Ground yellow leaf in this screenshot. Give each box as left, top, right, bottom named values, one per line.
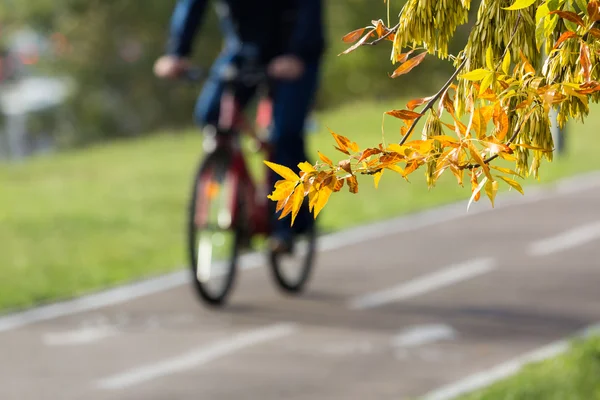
left=468, top=175, right=487, bottom=211
left=490, top=165, right=521, bottom=176
left=268, top=180, right=296, bottom=202
left=264, top=160, right=300, bottom=182
left=459, top=69, right=489, bottom=81
left=297, top=161, right=315, bottom=174
left=503, top=0, right=536, bottom=10
left=502, top=52, right=511, bottom=75
left=479, top=72, right=494, bottom=95
left=313, top=182, right=334, bottom=219
left=485, top=46, right=494, bottom=70
left=498, top=175, right=524, bottom=195
left=484, top=179, right=498, bottom=208
left=373, top=169, right=384, bottom=188
left=289, top=185, right=305, bottom=226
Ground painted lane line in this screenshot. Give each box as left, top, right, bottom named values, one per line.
left=422, top=322, right=600, bottom=400
left=528, top=220, right=600, bottom=257
left=348, top=258, right=496, bottom=310
left=1, top=171, right=600, bottom=333
left=392, top=324, right=457, bottom=348
left=43, top=325, right=118, bottom=346
left=95, top=323, right=296, bottom=390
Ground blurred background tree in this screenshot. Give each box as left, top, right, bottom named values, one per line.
left=0, top=0, right=477, bottom=148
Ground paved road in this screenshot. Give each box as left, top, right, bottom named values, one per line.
left=2, top=175, right=600, bottom=400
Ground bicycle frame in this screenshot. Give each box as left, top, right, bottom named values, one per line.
left=195, top=70, right=275, bottom=237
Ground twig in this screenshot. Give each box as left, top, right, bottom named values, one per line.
left=399, top=58, right=468, bottom=145
left=462, top=111, right=529, bottom=170
left=364, top=23, right=400, bottom=46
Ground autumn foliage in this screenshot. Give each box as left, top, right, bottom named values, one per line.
left=266, top=0, right=600, bottom=225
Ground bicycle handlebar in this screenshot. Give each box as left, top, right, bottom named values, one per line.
left=180, top=65, right=269, bottom=87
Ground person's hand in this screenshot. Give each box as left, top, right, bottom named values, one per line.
left=153, top=55, right=190, bottom=79
left=267, top=55, right=305, bottom=80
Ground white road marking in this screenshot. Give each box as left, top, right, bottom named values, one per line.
left=1, top=171, right=600, bottom=333
left=422, top=322, right=600, bottom=400
left=349, top=258, right=496, bottom=310
left=95, top=323, right=296, bottom=390
left=43, top=325, right=118, bottom=346
left=392, top=324, right=457, bottom=348
left=528, top=220, right=600, bottom=257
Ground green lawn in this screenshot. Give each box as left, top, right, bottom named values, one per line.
left=1, top=99, right=600, bottom=312
left=456, top=335, right=600, bottom=400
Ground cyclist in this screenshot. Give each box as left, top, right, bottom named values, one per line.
left=154, top=0, right=325, bottom=254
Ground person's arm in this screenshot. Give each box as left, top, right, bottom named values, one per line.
left=286, top=0, right=324, bottom=61
left=166, top=0, right=210, bottom=57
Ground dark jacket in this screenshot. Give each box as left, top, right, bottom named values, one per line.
left=166, top=0, right=325, bottom=63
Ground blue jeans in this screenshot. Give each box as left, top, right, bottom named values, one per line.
left=194, top=49, right=320, bottom=241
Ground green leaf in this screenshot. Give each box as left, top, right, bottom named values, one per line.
left=536, top=2, right=550, bottom=23
left=459, top=69, right=489, bottom=81
left=503, top=0, right=536, bottom=10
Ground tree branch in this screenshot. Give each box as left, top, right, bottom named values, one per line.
left=399, top=58, right=468, bottom=145
left=364, top=23, right=399, bottom=46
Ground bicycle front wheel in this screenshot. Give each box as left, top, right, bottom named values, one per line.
left=268, top=223, right=317, bottom=294
left=187, top=151, right=243, bottom=306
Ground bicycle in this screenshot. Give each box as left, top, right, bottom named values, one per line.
left=183, top=63, right=318, bottom=307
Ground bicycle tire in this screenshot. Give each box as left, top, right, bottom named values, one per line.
left=268, top=222, right=317, bottom=294
left=187, top=150, right=243, bottom=306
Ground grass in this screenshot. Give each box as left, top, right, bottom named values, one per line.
left=456, top=335, right=600, bottom=400
left=2, top=99, right=600, bottom=312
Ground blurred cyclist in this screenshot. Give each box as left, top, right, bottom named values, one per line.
left=154, top=0, right=325, bottom=253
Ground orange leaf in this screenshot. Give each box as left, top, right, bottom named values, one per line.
left=493, top=104, right=509, bottom=141
left=330, top=129, right=359, bottom=153
left=339, top=29, right=374, bottom=55
left=549, top=10, right=585, bottom=27
left=358, top=148, right=382, bottom=162
left=589, top=28, right=600, bottom=38
left=333, top=178, right=344, bottom=192
left=588, top=1, right=600, bottom=21
left=318, top=151, right=333, bottom=167
left=390, top=52, right=427, bottom=78
left=519, top=50, right=536, bottom=75
left=407, top=96, right=434, bottom=110
left=342, top=27, right=367, bottom=43
left=338, top=159, right=353, bottom=175
left=468, top=142, right=492, bottom=181
left=579, top=42, right=592, bottom=82
left=346, top=175, right=359, bottom=193
left=552, top=31, right=578, bottom=50
left=394, top=49, right=415, bottom=64
left=385, top=109, right=422, bottom=120
left=472, top=108, right=487, bottom=139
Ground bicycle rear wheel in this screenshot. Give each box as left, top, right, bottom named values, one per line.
left=187, top=150, right=243, bottom=306
left=268, top=223, right=317, bottom=294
